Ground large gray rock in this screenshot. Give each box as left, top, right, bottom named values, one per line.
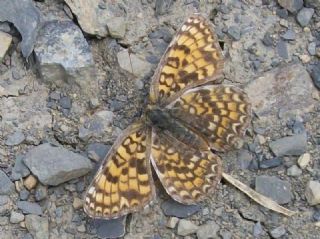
left=0, top=0, right=41, bottom=57
left=0, top=170, right=15, bottom=195
left=269, top=133, right=307, bottom=157
left=277, top=0, right=303, bottom=13
left=64, top=0, right=125, bottom=37
left=255, top=176, right=292, bottom=204
left=23, top=143, right=92, bottom=186
left=34, top=21, right=96, bottom=96
left=245, top=64, right=317, bottom=119
left=296, top=8, right=314, bottom=27
left=25, top=215, right=49, bottom=239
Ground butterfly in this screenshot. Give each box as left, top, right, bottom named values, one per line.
left=83, top=14, right=251, bottom=219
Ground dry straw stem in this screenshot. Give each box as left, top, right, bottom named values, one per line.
left=222, top=173, right=297, bottom=217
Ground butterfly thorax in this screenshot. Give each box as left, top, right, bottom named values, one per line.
left=145, top=106, right=209, bottom=151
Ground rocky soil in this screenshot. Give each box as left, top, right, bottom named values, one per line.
left=0, top=0, right=319, bottom=238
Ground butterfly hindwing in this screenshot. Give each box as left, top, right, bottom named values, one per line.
left=149, top=14, right=224, bottom=106
left=150, top=129, right=222, bottom=204
left=167, top=85, right=251, bottom=152
left=84, top=122, right=155, bottom=219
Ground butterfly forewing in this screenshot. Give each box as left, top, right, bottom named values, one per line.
left=167, top=85, right=251, bottom=152
left=150, top=129, right=222, bottom=204
left=84, top=122, right=155, bottom=219
left=150, top=14, right=224, bottom=106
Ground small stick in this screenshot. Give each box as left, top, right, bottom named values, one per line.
left=222, top=172, right=297, bottom=217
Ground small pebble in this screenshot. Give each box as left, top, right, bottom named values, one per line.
left=73, top=197, right=83, bottom=209
left=296, top=8, right=314, bottom=27
left=177, top=219, right=199, bottom=236
left=24, top=175, right=37, bottom=190
left=166, top=217, right=179, bottom=229
left=297, top=153, right=311, bottom=169
left=287, top=165, right=302, bottom=176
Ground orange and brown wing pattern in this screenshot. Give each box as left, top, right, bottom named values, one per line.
left=84, top=122, right=155, bottom=219
left=149, top=14, right=224, bottom=106
left=167, top=85, right=251, bottom=152
left=150, top=129, right=222, bottom=204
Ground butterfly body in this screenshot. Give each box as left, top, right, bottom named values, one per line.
left=146, top=107, right=209, bottom=151
left=84, top=14, right=251, bottom=220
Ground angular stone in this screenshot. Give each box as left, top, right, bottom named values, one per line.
left=177, top=219, right=199, bottom=236
left=10, top=211, right=24, bottom=224
left=34, top=184, right=47, bottom=201
left=297, top=153, right=311, bottom=169
left=0, top=31, right=12, bottom=61
left=196, top=221, right=220, bottom=239
left=11, top=154, right=30, bottom=180
left=24, top=175, right=38, bottom=190
left=277, top=0, right=303, bottom=13
left=106, top=17, right=126, bottom=39
left=25, top=215, right=49, bottom=239
left=65, top=0, right=125, bottom=37
left=94, top=216, right=126, bottom=239
left=305, top=181, right=320, bottom=205
left=296, top=8, right=314, bottom=27
left=246, top=64, right=317, bottom=119
left=0, top=170, right=15, bottom=195
left=255, top=176, right=292, bottom=204
left=270, top=225, right=286, bottom=238
left=34, top=20, right=96, bottom=96
left=161, top=198, right=201, bottom=218
left=17, top=201, right=42, bottom=215
left=269, top=134, right=307, bottom=157
left=0, top=0, right=41, bottom=57
left=311, top=64, right=320, bottom=90
left=23, top=143, right=92, bottom=186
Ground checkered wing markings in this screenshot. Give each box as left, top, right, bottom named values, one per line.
left=150, top=130, right=222, bottom=204
left=168, top=85, right=251, bottom=152
left=84, top=123, right=155, bottom=219
left=150, top=14, right=224, bottom=105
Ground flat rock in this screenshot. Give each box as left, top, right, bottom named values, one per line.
left=0, top=31, right=12, bottom=61
left=269, top=133, right=307, bottom=157
left=305, top=181, right=320, bottom=205
left=287, top=165, right=302, bottom=176
left=0, top=0, right=41, bottom=57
left=255, top=176, right=292, bottom=204
left=17, top=201, right=42, bottom=215
left=117, top=49, right=152, bottom=78
left=64, top=0, right=125, bottom=37
left=34, top=20, right=96, bottom=96
left=79, top=110, right=114, bottom=141
left=196, top=221, right=220, bottom=239
left=296, top=8, right=314, bottom=27
left=11, top=154, right=30, bottom=180
left=177, top=219, right=199, bottom=236
left=93, top=216, right=126, bottom=238
left=23, top=143, right=92, bottom=186
left=5, top=130, right=25, bottom=146
left=161, top=199, right=201, bottom=218
left=0, top=170, right=15, bottom=195
left=311, top=64, right=320, bottom=90
left=25, top=215, right=49, bottom=239
left=245, top=64, right=317, bottom=119
left=277, top=0, right=303, bottom=13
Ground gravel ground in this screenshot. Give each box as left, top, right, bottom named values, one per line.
left=0, top=0, right=319, bottom=238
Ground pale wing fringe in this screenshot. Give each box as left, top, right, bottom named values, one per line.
left=222, top=173, right=297, bottom=217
